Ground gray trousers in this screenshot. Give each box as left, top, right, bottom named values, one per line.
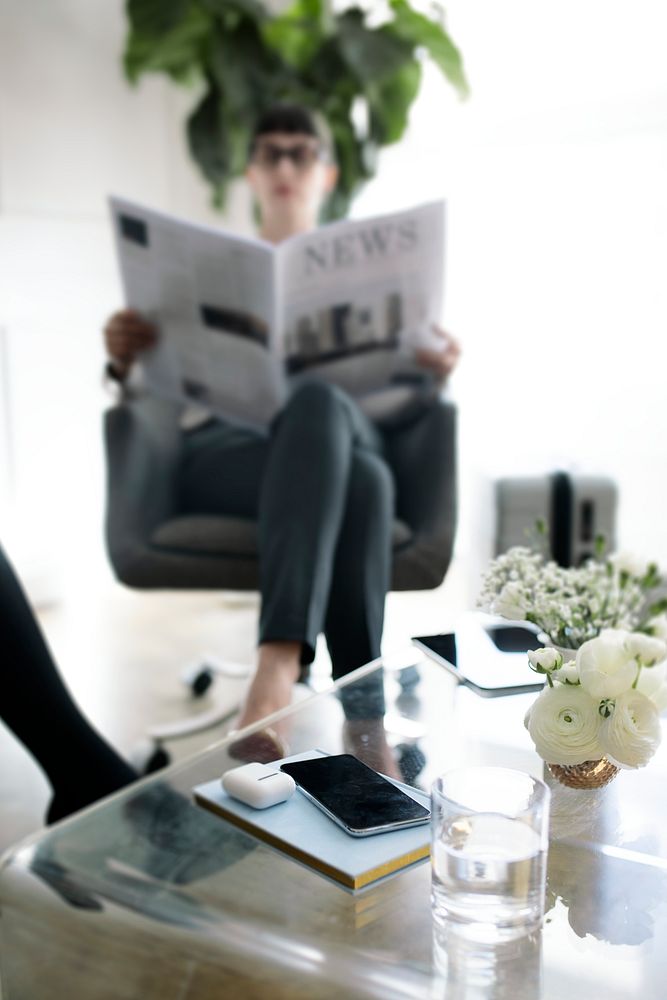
left=178, top=382, right=394, bottom=678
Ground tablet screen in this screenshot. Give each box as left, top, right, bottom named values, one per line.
left=412, top=619, right=546, bottom=695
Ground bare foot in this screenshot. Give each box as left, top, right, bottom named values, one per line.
left=228, top=727, right=287, bottom=765
left=235, top=641, right=301, bottom=731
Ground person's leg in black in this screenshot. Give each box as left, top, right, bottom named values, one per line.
left=322, top=446, right=396, bottom=774
left=179, top=417, right=289, bottom=739
left=323, top=448, right=394, bottom=679
left=0, top=545, right=137, bottom=824
left=243, top=381, right=384, bottom=726
left=179, top=386, right=387, bottom=732
left=258, top=382, right=376, bottom=656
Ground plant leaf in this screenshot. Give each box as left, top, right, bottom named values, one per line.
left=262, top=0, right=326, bottom=70
left=187, top=83, right=231, bottom=189
left=124, top=0, right=212, bottom=83
left=126, top=0, right=194, bottom=38
left=206, top=16, right=282, bottom=121
left=200, top=0, right=267, bottom=22
left=366, top=57, right=421, bottom=144
left=336, top=10, right=413, bottom=84
left=387, top=0, right=469, bottom=97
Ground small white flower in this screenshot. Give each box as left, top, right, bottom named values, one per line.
left=556, top=660, right=579, bottom=684
left=625, top=633, right=667, bottom=667
left=599, top=690, right=661, bottom=768
left=525, top=684, right=603, bottom=765
left=577, top=630, right=639, bottom=700
left=610, top=552, right=650, bottom=579
left=479, top=545, right=663, bottom=652
left=527, top=647, right=562, bottom=673
left=491, top=581, right=527, bottom=622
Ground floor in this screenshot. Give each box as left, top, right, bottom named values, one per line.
left=0, top=562, right=468, bottom=856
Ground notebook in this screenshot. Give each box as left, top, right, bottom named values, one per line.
left=193, top=749, right=431, bottom=890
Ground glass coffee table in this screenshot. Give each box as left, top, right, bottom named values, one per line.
left=2, top=647, right=667, bottom=999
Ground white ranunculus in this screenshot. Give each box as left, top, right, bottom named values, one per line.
left=636, top=662, right=667, bottom=712
left=525, top=685, right=603, bottom=765
left=577, top=630, right=639, bottom=700
left=625, top=633, right=667, bottom=667
left=527, top=647, right=562, bottom=672
left=599, top=690, right=662, bottom=768
left=491, top=582, right=527, bottom=622
left=556, top=660, right=579, bottom=684
left=648, top=683, right=667, bottom=713
left=647, top=614, right=667, bottom=641
left=610, top=551, right=650, bottom=579
left=636, top=660, right=667, bottom=698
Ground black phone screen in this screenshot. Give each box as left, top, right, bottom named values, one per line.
left=280, top=754, right=430, bottom=831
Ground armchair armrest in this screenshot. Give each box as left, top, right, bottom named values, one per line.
left=384, top=397, right=457, bottom=585
left=104, top=395, right=184, bottom=582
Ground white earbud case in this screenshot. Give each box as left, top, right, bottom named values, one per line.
left=221, top=762, right=296, bottom=809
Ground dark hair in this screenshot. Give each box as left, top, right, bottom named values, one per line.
left=249, top=104, right=334, bottom=162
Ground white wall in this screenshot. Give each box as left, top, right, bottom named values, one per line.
left=354, top=0, right=667, bottom=594
left=1, top=0, right=666, bottom=601
left=0, top=0, right=250, bottom=596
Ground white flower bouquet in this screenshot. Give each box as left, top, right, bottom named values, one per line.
left=479, top=545, right=667, bottom=773
left=478, top=546, right=667, bottom=649
left=525, top=630, right=667, bottom=768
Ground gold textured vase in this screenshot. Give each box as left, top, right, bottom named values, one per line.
left=547, top=758, right=620, bottom=789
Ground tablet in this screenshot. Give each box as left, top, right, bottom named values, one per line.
left=412, top=619, right=546, bottom=697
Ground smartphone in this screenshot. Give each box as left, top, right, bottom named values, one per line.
left=279, top=754, right=430, bottom=837
left=412, top=619, right=545, bottom=697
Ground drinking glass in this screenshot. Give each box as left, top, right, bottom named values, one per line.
left=431, top=766, right=550, bottom=943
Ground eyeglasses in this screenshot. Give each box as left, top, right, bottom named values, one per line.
left=251, top=142, right=323, bottom=171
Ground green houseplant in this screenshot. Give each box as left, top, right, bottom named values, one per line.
left=123, top=0, right=468, bottom=218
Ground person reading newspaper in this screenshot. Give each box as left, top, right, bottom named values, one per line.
left=103, top=105, right=460, bottom=756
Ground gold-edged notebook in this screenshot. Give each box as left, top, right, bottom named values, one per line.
left=193, top=750, right=431, bottom=890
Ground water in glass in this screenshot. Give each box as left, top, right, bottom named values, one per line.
left=432, top=812, right=546, bottom=942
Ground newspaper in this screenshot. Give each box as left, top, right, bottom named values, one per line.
left=110, top=196, right=446, bottom=427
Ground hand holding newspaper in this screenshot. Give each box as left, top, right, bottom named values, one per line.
left=110, top=197, right=446, bottom=427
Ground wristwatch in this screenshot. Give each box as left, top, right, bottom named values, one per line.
left=104, top=360, right=128, bottom=383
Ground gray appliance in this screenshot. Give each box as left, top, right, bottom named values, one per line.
left=495, top=472, right=617, bottom=566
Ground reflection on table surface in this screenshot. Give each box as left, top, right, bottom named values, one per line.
left=2, top=648, right=667, bottom=998
left=433, top=923, right=543, bottom=1000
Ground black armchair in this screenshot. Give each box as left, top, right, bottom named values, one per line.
left=105, top=393, right=457, bottom=592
